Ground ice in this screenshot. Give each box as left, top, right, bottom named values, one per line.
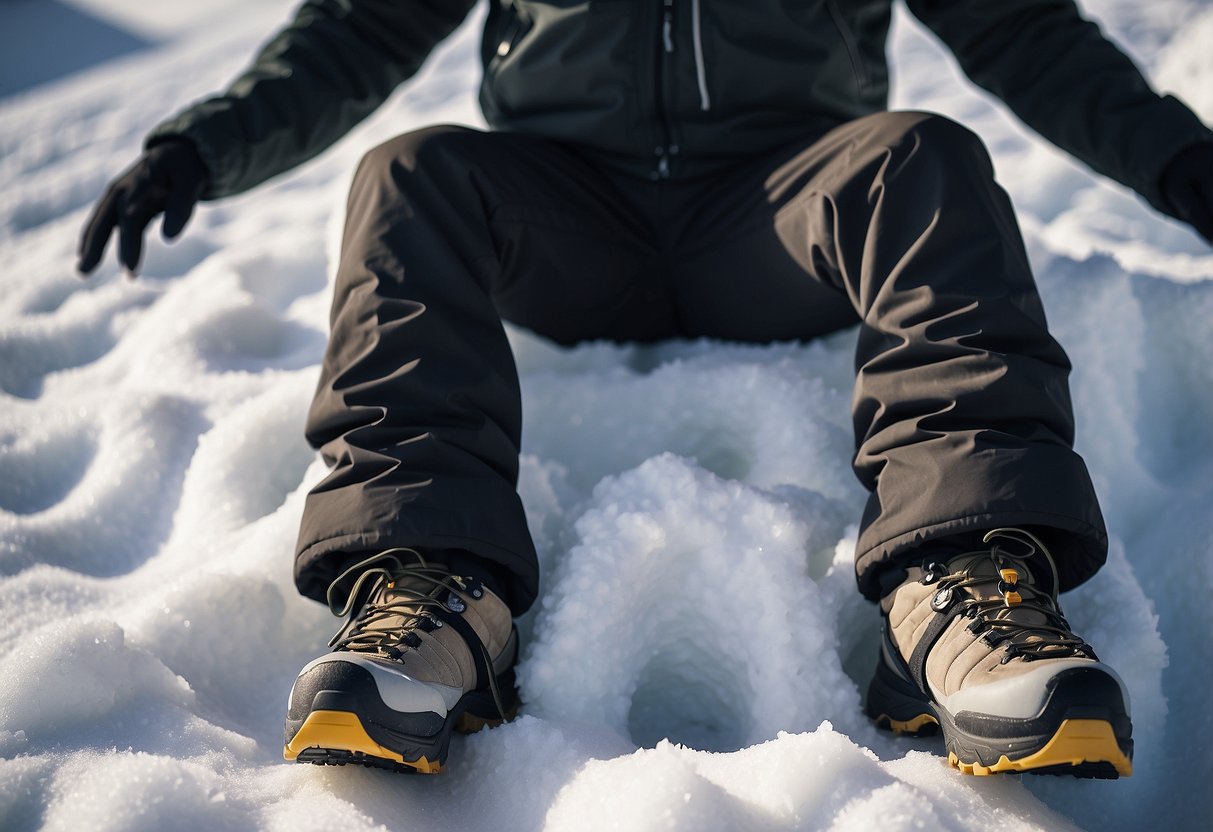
left=1, top=0, right=1210, bottom=829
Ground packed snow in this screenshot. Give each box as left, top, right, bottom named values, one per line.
left=2, top=1, right=1212, bottom=829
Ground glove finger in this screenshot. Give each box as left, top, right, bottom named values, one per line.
left=116, top=167, right=175, bottom=273
left=161, top=186, right=196, bottom=240
left=117, top=196, right=161, bottom=275
left=77, top=187, right=121, bottom=274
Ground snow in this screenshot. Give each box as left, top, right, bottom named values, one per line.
left=1, top=0, right=1211, bottom=830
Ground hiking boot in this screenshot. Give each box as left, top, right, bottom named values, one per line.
left=283, top=549, right=519, bottom=774
left=865, top=528, right=1133, bottom=778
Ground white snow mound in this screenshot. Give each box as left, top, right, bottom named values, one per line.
left=1, top=1, right=1210, bottom=830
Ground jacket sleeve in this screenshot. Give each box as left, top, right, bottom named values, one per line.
left=147, top=0, right=478, bottom=199
left=904, top=0, right=1213, bottom=215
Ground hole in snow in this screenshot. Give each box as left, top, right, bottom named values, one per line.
left=0, top=325, right=117, bottom=400
left=0, top=426, right=96, bottom=514
left=626, top=642, right=750, bottom=753
left=686, top=439, right=750, bottom=482
left=194, top=306, right=318, bottom=373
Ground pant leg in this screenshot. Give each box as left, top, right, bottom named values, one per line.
left=296, top=126, right=676, bottom=614
left=663, top=111, right=1107, bottom=600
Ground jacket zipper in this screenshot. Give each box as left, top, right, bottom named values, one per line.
left=653, top=0, right=677, bottom=179
left=691, top=0, right=710, bottom=111
left=825, top=0, right=870, bottom=94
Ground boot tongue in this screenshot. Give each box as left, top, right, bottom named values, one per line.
left=364, top=572, right=450, bottom=633
left=343, top=569, right=461, bottom=656
left=946, top=551, right=1030, bottom=590
left=946, top=552, right=1056, bottom=636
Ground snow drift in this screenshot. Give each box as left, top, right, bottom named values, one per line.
left=1, top=1, right=1211, bottom=829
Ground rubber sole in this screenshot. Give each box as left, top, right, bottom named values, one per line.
left=867, top=659, right=1133, bottom=779
left=946, top=719, right=1130, bottom=777
left=284, top=705, right=518, bottom=774
left=283, top=663, right=520, bottom=775
left=285, top=709, right=446, bottom=773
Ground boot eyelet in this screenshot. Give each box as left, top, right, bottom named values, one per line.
left=930, top=587, right=953, bottom=611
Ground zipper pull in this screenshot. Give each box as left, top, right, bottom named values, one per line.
left=651, top=147, right=671, bottom=180
left=663, top=0, right=674, bottom=53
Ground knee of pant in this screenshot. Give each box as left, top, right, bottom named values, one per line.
left=882, top=111, right=994, bottom=179
left=351, top=124, right=480, bottom=189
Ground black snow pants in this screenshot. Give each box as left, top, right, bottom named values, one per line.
left=295, top=111, right=1108, bottom=614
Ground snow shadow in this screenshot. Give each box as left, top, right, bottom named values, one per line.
left=0, top=0, right=156, bottom=99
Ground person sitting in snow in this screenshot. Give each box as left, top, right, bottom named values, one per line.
left=78, top=0, right=1213, bottom=778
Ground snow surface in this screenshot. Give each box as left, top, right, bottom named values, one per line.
left=2, top=1, right=1212, bottom=830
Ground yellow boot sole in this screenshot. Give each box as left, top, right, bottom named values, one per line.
left=284, top=709, right=444, bottom=774
left=948, top=718, right=1133, bottom=778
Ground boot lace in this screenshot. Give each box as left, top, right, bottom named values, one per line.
left=325, top=548, right=509, bottom=719
left=920, top=528, right=1096, bottom=663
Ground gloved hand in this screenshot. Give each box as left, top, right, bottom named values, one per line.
left=1160, top=141, right=1213, bottom=245
left=77, top=139, right=208, bottom=276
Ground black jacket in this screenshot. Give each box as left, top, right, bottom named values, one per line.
left=150, top=0, right=1212, bottom=213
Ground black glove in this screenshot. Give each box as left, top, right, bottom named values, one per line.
left=1159, top=141, right=1213, bottom=245
left=77, top=139, right=208, bottom=276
